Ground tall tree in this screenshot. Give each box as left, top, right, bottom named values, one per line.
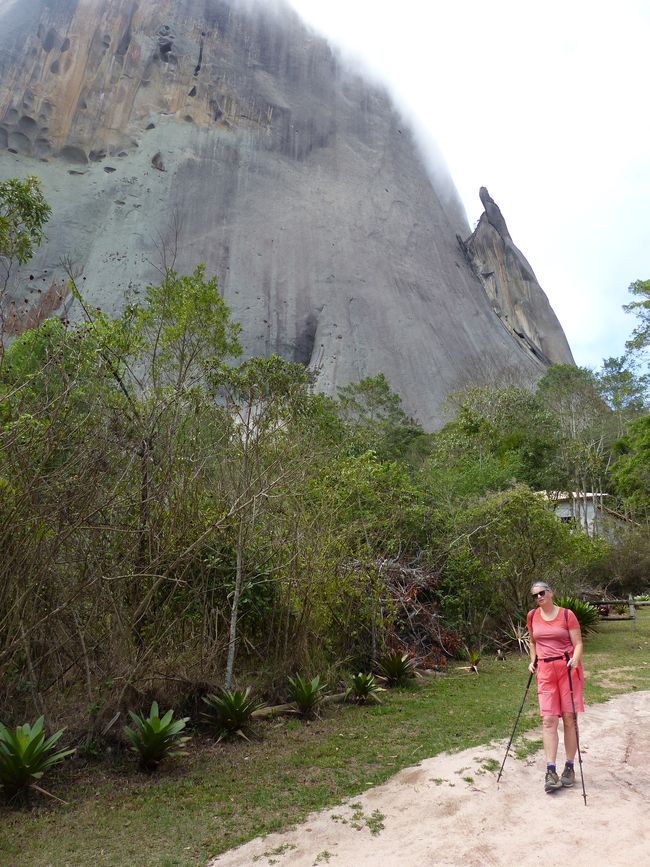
left=0, top=176, right=51, bottom=353
left=596, top=355, right=648, bottom=435
left=624, top=279, right=650, bottom=357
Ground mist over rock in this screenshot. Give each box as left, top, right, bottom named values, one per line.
left=0, top=0, right=573, bottom=427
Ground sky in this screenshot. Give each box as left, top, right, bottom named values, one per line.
left=288, top=0, right=650, bottom=370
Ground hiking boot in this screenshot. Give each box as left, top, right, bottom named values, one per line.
left=561, top=765, right=575, bottom=787
left=544, top=769, right=562, bottom=792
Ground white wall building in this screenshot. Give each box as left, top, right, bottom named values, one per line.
left=539, top=491, right=633, bottom=539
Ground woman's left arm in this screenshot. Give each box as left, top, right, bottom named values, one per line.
left=568, top=627, right=583, bottom=669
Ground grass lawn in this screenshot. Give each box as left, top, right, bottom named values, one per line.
left=2, top=612, right=649, bottom=867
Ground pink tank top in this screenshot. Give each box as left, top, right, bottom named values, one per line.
left=526, top=607, right=579, bottom=659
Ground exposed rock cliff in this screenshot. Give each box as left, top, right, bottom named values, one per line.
left=0, top=0, right=573, bottom=427
left=460, top=187, right=575, bottom=367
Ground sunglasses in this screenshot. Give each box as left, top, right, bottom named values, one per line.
left=531, top=590, right=547, bottom=599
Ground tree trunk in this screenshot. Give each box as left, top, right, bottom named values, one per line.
left=224, top=515, right=245, bottom=689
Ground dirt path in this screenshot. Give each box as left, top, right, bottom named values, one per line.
left=209, top=691, right=650, bottom=866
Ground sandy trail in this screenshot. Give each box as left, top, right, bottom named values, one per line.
left=209, top=691, right=650, bottom=867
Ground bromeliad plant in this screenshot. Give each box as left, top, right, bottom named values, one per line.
left=465, top=648, right=481, bottom=674
left=345, top=672, right=385, bottom=704
left=202, top=688, right=265, bottom=741
left=503, top=616, right=531, bottom=655
left=287, top=674, right=327, bottom=717
left=124, top=702, right=190, bottom=771
left=376, top=651, right=418, bottom=687
left=0, top=717, right=75, bottom=802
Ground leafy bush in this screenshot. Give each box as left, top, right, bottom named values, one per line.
left=287, top=674, right=327, bottom=717
left=0, top=717, right=75, bottom=801
left=345, top=673, right=385, bottom=704
left=124, top=702, right=190, bottom=771
left=555, top=596, right=600, bottom=635
left=202, top=688, right=265, bottom=741
left=376, top=651, right=418, bottom=687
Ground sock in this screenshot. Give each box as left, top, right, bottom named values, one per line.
left=547, top=763, right=556, bottom=773
left=565, top=760, right=574, bottom=769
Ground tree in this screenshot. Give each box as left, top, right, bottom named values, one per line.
left=210, top=355, right=312, bottom=687
left=336, top=373, right=425, bottom=462
left=439, top=486, right=606, bottom=642
left=611, top=415, right=650, bottom=519
left=624, top=279, right=650, bottom=356
left=424, top=384, right=563, bottom=503
left=0, top=176, right=51, bottom=350
left=595, top=355, right=648, bottom=435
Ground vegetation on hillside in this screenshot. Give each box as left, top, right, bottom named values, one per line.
left=0, top=177, right=648, bottom=764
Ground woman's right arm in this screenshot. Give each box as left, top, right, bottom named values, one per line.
left=528, top=638, right=537, bottom=674
left=527, top=612, right=537, bottom=673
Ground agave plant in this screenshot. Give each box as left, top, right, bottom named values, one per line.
left=287, top=674, right=327, bottom=717
left=376, top=651, right=418, bottom=687
left=202, top=688, right=265, bottom=741
left=125, top=702, right=190, bottom=771
left=0, top=717, right=75, bottom=801
left=345, top=672, right=385, bottom=704
left=555, top=596, right=600, bottom=635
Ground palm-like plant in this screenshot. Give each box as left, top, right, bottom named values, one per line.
left=202, top=688, right=265, bottom=741
left=125, top=702, right=190, bottom=771
left=287, top=674, right=327, bottom=717
left=555, top=596, right=600, bottom=635
left=376, top=651, right=418, bottom=687
left=0, top=717, right=75, bottom=802
left=345, top=672, right=385, bottom=704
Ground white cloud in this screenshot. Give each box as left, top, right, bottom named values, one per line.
left=288, top=0, right=650, bottom=369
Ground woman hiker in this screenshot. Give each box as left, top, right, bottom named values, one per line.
left=527, top=581, right=584, bottom=793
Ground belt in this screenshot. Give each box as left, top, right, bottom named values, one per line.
left=540, top=655, right=565, bottom=662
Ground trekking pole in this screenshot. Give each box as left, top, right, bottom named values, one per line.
left=497, top=657, right=537, bottom=784
left=566, top=659, right=587, bottom=806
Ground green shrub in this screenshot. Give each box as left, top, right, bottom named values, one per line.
left=345, top=672, right=385, bottom=704
left=124, top=702, right=190, bottom=771
left=287, top=674, right=327, bottom=717
left=555, top=596, right=600, bottom=635
left=376, top=651, right=418, bottom=687
left=0, top=717, right=75, bottom=802
left=202, top=688, right=265, bottom=741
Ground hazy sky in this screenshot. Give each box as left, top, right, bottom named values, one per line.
left=288, top=0, right=650, bottom=370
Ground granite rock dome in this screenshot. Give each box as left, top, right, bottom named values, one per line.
left=0, top=0, right=574, bottom=427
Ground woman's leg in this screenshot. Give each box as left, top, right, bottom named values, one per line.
left=562, top=712, right=577, bottom=761
left=542, top=715, right=559, bottom=764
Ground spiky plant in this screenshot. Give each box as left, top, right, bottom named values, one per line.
left=202, top=688, right=265, bottom=741
left=466, top=648, right=481, bottom=674
left=555, top=596, right=600, bottom=635
left=124, top=702, right=190, bottom=771
left=503, top=616, right=531, bottom=654
left=0, top=717, right=75, bottom=802
left=376, top=651, right=418, bottom=687
left=287, top=674, right=327, bottom=717
left=345, top=672, right=385, bottom=704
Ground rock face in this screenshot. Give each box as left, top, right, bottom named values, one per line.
left=461, top=187, right=575, bottom=367
left=0, top=0, right=574, bottom=427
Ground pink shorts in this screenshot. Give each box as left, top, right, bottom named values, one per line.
left=536, top=658, right=584, bottom=717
